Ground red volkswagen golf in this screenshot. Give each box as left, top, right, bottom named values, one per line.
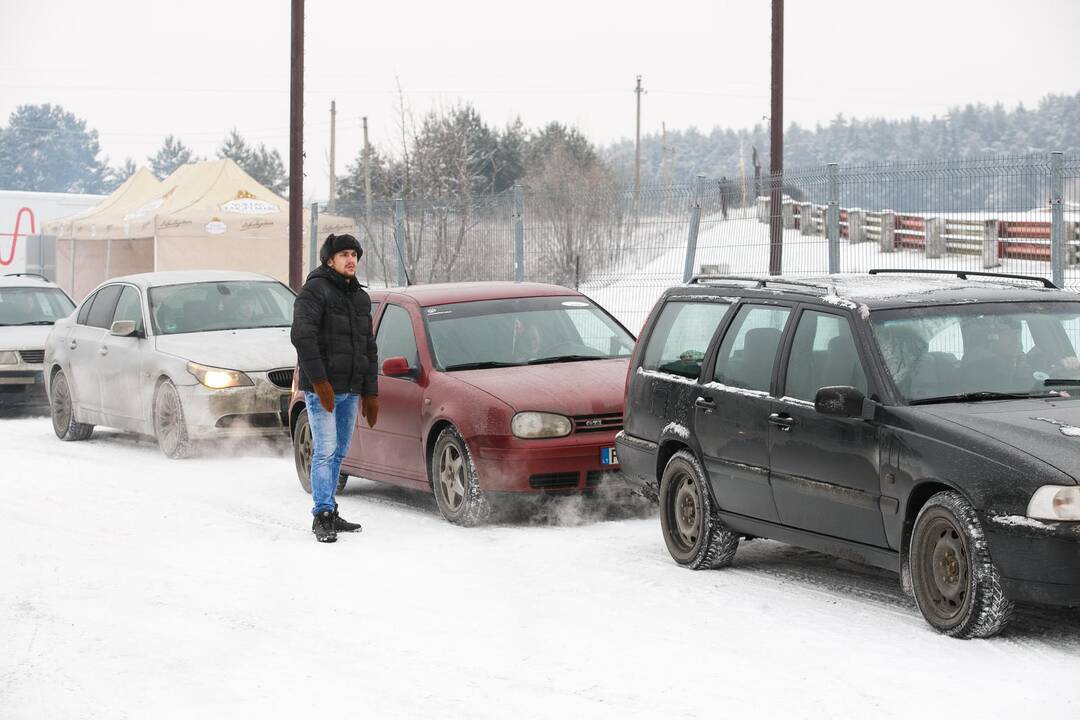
left=288, top=282, right=636, bottom=525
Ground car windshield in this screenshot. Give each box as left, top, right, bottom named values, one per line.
left=148, top=281, right=295, bottom=335
left=0, top=286, right=75, bottom=325
left=424, top=295, right=635, bottom=370
left=871, top=301, right=1080, bottom=403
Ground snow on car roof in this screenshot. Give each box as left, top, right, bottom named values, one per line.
left=0, top=273, right=63, bottom=288
left=106, top=270, right=281, bottom=289
left=371, top=281, right=584, bottom=306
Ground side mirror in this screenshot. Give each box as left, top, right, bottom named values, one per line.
left=110, top=320, right=138, bottom=337
left=814, top=385, right=875, bottom=420
left=382, top=356, right=414, bottom=377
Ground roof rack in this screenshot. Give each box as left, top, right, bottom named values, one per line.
left=867, top=268, right=1057, bottom=289
left=688, top=274, right=838, bottom=296
left=2, top=272, right=49, bottom=281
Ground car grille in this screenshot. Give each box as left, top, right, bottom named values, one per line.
left=529, top=472, right=580, bottom=490
left=267, top=369, right=294, bottom=388
left=19, top=350, right=44, bottom=364
left=573, top=413, right=623, bottom=434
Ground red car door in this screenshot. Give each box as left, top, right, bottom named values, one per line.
left=348, top=300, right=426, bottom=485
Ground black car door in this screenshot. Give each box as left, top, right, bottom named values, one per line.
left=696, top=301, right=793, bottom=522
left=769, top=306, right=887, bottom=547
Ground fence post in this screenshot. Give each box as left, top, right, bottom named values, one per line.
left=512, top=184, right=525, bottom=282
left=393, top=198, right=407, bottom=286
left=682, top=174, right=705, bottom=283
left=982, top=219, right=1001, bottom=269
left=309, top=202, right=319, bottom=272
left=827, top=163, right=840, bottom=273
left=925, top=216, right=945, bottom=259
left=1051, top=152, right=1065, bottom=287
left=879, top=211, right=896, bottom=252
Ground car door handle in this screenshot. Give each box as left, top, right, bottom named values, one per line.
left=769, top=412, right=795, bottom=431
left=69, top=339, right=77, bottom=350
left=99, top=346, right=108, bottom=356
left=695, top=396, right=716, bottom=413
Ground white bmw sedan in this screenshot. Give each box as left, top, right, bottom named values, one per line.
left=44, top=271, right=298, bottom=458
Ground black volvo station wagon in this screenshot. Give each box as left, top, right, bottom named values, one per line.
left=617, top=269, right=1080, bottom=638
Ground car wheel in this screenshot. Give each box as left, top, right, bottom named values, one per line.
left=292, top=408, right=348, bottom=495
left=659, top=450, right=739, bottom=569
left=910, top=491, right=1014, bottom=638
left=50, top=370, right=93, bottom=441
left=154, top=381, right=192, bottom=459
left=431, top=426, right=490, bottom=526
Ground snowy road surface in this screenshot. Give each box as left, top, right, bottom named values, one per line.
left=2, top=415, right=1078, bottom=719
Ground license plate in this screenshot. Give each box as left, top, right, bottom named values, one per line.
left=601, top=447, right=619, bottom=466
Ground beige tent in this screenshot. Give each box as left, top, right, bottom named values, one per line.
left=50, top=159, right=356, bottom=299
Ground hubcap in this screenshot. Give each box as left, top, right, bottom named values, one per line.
left=437, top=443, right=466, bottom=512
left=671, top=473, right=702, bottom=550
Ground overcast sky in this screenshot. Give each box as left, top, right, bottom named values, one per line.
left=2, top=0, right=1078, bottom=201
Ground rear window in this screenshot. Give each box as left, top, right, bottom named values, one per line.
left=641, top=300, right=732, bottom=378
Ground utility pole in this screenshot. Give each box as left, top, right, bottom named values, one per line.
left=362, top=116, right=372, bottom=223
left=634, top=74, right=645, bottom=203
left=660, top=121, right=669, bottom=186
left=328, top=99, right=337, bottom=213
left=288, top=0, right=304, bottom=291
left=768, top=0, right=784, bottom=275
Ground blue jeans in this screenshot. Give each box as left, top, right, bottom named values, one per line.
left=304, top=391, right=359, bottom=515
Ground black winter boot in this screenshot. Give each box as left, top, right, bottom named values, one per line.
left=333, top=509, right=362, bottom=533
left=312, top=511, right=338, bottom=543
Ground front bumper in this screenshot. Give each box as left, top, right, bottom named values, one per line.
left=983, top=513, right=1080, bottom=606
left=0, top=367, right=47, bottom=407
left=471, top=431, right=623, bottom=493
left=175, top=373, right=291, bottom=439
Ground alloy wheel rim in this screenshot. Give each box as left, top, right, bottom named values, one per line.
left=157, top=386, right=181, bottom=454
left=299, top=421, right=312, bottom=479
left=52, top=375, right=71, bottom=433
left=437, top=444, right=466, bottom=512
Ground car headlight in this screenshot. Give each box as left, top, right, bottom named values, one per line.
left=0, top=351, right=18, bottom=365
left=511, top=411, right=572, bottom=439
left=1027, top=485, right=1080, bottom=521
left=186, top=362, right=253, bottom=390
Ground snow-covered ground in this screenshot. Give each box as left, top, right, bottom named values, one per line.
left=2, top=414, right=1078, bottom=719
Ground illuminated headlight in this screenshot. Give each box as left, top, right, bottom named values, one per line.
left=511, top=412, right=572, bottom=439
left=1027, top=485, right=1080, bottom=521
left=186, top=362, right=253, bottom=390
left=0, top=351, right=18, bottom=365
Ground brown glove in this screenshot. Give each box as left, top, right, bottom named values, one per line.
left=312, top=379, right=335, bottom=413
left=361, top=395, right=379, bottom=428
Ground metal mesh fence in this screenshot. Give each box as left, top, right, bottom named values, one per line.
left=326, top=152, right=1080, bottom=335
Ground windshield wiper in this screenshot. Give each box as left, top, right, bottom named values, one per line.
left=12, top=320, right=56, bottom=326
left=526, top=354, right=606, bottom=365
left=1043, top=378, right=1080, bottom=387
left=444, top=361, right=524, bottom=371
left=910, top=391, right=1056, bottom=405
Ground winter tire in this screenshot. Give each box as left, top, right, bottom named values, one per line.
left=292, top=409, right=348, bottom=494
left=154, top=381, right=192, bottom=459
left=431, top=426, right=490, bottom=526
left=50, top=369, right=93, bottom=441
left=659, top=450, right=739, bottom=570
left=910, top=491, right=1014, bottom=638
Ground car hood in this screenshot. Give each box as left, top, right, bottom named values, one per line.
left=917, top=398, right=1080, bottom=481
left=0, top=325, right=54, bottom=351
left=449, top=358, right=628, bottom=415
left=155, top=327, right=296, bottom=371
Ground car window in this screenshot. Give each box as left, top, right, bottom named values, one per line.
left=112, top=286, right=144, bottom=332
left=713, top=304, right=791, bottom=392
left=77, top=292, right=96, bottom=325
left=641, top=300, right=732, bottom=378
left=85, top=285, right=123, bottom=330
left=0, top=286, right=75, bottom=326
left=565, top=306, right=636, bottom=357
left=784, top=310, right=867, bottom=401
left=377, top=304, right=418, bottom=370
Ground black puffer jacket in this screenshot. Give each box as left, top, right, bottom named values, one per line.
left=291, top=265, right=378, bottom=396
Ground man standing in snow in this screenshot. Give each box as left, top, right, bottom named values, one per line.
left=291, top=233, right=379, bottom=543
